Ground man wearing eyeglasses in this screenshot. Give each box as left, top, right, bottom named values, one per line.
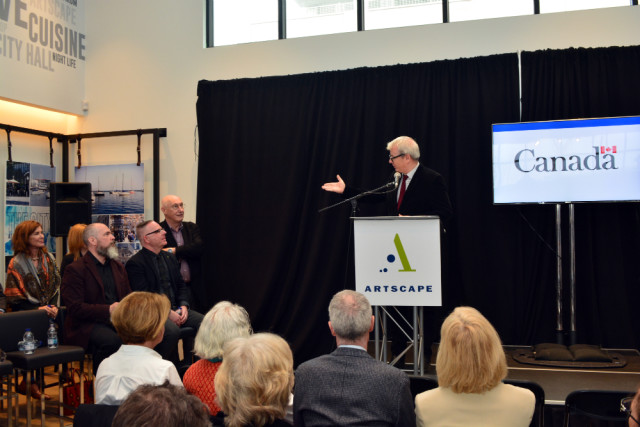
left=125, top=220, right=204, bottom=364
left=322, top=136, right=452, bottom=366
left=160, top=195, right=205, bottom=312
left=322, top=136, right=452, bottom=223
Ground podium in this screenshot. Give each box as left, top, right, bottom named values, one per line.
left=353, top=216, right=442, bottom=374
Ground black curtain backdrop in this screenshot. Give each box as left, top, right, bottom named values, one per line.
left=520, top=46, right=640, bottom=348
left=196, top=46, right=640, bottom=365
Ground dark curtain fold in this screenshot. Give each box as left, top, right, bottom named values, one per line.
left=195, top=46, right=639, bottom=366
left=520, top=46, right=640, bottom=348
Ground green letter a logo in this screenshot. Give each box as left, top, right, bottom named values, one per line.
left=394, top=233, right=415, bottom=272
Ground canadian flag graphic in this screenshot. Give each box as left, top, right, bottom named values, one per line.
left=600, top=146, right=617, bottom=154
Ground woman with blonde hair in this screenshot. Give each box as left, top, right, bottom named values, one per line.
left=59, top=223, right=87, bottom=276
left=213, top=333, right=293, bottom=427
left=94, top=291, right=182, bottom=405
left=415, top=306, right=535, bottom=427
left=183, top=301, right=252, bottom=416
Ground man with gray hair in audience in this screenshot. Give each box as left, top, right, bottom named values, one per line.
left=293, top=289, right=415, bottom=427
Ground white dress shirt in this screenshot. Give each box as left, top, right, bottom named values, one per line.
left=95, top=344, right=183, bottom=405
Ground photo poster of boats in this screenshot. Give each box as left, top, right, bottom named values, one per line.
left=4, top=161, right=57, bottom=256
left=76, top=163, right=145, bottom=264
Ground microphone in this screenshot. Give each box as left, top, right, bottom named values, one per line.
left=393, top=172, right=401, bottom=189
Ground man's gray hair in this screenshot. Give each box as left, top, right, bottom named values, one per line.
left=328, top=290, right=372, bottom=341
left=386, top=136, right=421, bottom=160
left=83, top=223, right=103, bottom=246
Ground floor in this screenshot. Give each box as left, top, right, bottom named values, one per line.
left=1, top=367, right=76, bottom=427
left=0, top=342, right=188, bottom=427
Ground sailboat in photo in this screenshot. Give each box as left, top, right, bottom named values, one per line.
left=94, top=177, right=105, bottom=197
left=115, top=173, right=130, bottom=196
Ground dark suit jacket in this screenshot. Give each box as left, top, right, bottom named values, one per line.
left=160, top=220, right=205, bottom=309
left=345, top=164, right=453, bottom=226
left=293, top=347, right=416, bottom=427
left=61, top=252, right=131, bottom=349
left=125, top=247, right=190, bottom=309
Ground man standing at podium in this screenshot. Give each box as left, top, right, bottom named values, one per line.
left=321, top=135, right=453, bottom=366
left=321, top=135, right=452, bottom=225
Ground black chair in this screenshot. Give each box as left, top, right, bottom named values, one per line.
left=407, top=374, right=439, bottom=398
left=504, top=378, right=545, bottom=427
left=563, top=389, right=634, bottom=427
left=1, top=358, right=19, bottom=427
left=73, top=403, right=119, bottom=427
left=0, top=309, right=85, bottom=426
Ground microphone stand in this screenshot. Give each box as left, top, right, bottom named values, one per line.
left=318, top=181, right=397, bottom=214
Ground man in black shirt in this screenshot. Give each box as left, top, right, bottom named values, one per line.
left=125, top=220, right=204, bottom=364
left=62, top=223, right=132, bottom=373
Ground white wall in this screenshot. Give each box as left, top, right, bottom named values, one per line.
left=2, top=2, right=639, bottom=268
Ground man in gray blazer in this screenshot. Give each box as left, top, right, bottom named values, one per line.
left=293, top=290, right=416, bottom=427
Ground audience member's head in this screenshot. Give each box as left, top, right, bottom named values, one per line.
left=11, top=220, right=46, bottom=254
left=194, top=300, right=252, bottom=359
left=161, top=194, right=185, bottom=226
left=215, top=333, right=294, bottom=427
left=328, top=290, right=373, bottom=342
left=136, top=220, right=167, bottom=253
left=83, top=222, right=118, bottom=259
left=436, top=306, right=507, bottom=394
left=112, top=381, right=210, bottom=427
left=111, top=291, right=170, bottom=346
left=66, top=223, right=87, bottom=260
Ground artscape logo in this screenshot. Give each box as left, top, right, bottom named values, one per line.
left=379, top=233, right=415, bottom=273
left=514, top=146, right=619, bottom=173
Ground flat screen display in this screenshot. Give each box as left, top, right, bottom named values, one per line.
left=492, top=116, right=640, bottom=204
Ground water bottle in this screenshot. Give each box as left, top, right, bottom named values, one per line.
left=23, top=329, right=36, bottom=354
left=47, top=320, right=58, bottom=349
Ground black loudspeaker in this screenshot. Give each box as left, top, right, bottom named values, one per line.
left=49, top=182, right=92, bottom=237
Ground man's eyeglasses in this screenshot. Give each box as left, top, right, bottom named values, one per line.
left=145, top=228, right=164, bottom=237
left=621, top=396, right=640, bottom=425
left=389, top=153, right=405, bottom=161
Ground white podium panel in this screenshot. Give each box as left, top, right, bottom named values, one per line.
left=353, top=216, right=441, bottom=306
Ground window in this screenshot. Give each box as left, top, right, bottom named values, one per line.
left=211, top=0, right=278, bottom=47
left=449, top=0, right=533, bottom=23
left=365, top=0, right=443, bottom=30
left=206, top=0, right=636, bottom=47
left=286, top=0, right=358, bottom=39
left=539, top=0, right=630, bottom=14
